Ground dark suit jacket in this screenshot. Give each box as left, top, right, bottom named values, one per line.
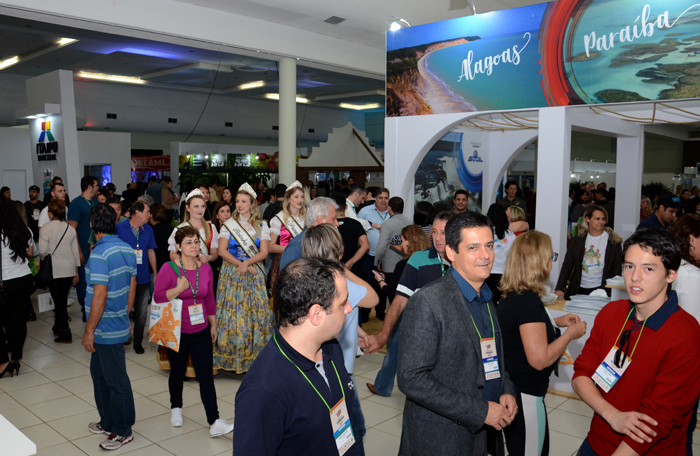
left=397, top=273, right=516, bottom=456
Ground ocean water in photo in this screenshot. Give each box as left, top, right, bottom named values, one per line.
left=568, top=0, right=700, bottom=102
left=426, top=31, right=549, bottom=111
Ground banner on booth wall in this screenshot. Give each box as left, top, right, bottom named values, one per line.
left=131, top=156, right=171, bottom=171
left=387, top=0, right=700, bottom=116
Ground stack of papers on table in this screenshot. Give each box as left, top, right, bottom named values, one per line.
left=606, top=276, right=625, bottom=287
left=564, top=295, right=611, bottom=316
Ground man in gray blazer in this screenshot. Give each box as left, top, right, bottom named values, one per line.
left=397, top=211, right=517, bottom=456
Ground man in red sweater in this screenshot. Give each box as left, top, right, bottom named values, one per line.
left=573, top=228, right=700, bottom=456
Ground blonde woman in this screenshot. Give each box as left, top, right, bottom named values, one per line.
left=507, top=206, right=529, bottom=236
left=214, top=183, right=272, bottom=373
left=267, top=181, right=306, bottom=293
left=640, top=196, right=653, bottom=220
left=497, top=231, right=587, bottom=456
left=167, top=189, right=219, bottom=266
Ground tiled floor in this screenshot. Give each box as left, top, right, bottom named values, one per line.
left=3, top=297, right=700, bottom=455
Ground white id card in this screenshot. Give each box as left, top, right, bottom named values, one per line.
left=592, top=347, right=630, bottom=393
left=584, top=257, right=600, bottom=274
left=481, top=337, right=501, bottom=380
left=134, top=249, right=143, bottom=265
left=32, top=209, right=40, bottom=221
left=188, top=304, right=205, bottom=325
left=331, top=397, right=355, bottom=455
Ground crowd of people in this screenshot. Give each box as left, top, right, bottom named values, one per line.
left=2, top=173, right=700, bottom=456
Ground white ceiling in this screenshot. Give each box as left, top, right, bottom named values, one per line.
left=174, top=0, right=547, bottom=49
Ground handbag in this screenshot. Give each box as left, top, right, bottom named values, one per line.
left=0, top=239, right=6, bottom=307
left=148, top=262, right=183, bottom=352
left=36, top=224, right=69, bottom=290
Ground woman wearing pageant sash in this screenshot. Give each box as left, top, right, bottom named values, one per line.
left=267, top=180, right=305, bottom=294
left=214, top=183, right=273, bottom=373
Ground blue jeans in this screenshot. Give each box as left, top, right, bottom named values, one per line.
left=350, top=375, right=366, bottom=456
left=90, top=343, right=135, bottom=436
left=373, top=315, right=402, bottom=397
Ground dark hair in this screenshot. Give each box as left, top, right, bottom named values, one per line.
left=276, top=257, right=345, bottom=327
left=120, top=200, right=130, bottom=215
left=52, top=176, right=62, bottom=184
left=454, top=189, right=468, bottom=199
left=388, top=197, right=404, bottom=214
left=106, top=196, right=121, bottom=205
left=274, top=184, right=287, bottom=198
left=129, top=201, right=147, bottom=215
left=486, top=203, right=509, bottom=240
left=504, top=180, right=518, bottom=190
left=686, top=197, right=700, bottom=215
left=445, top=211, right=493, bottom=253
left=89, top=203, right=117, bottom=235
left=332, top=192, right=347, bottom=210
left=0, top=200, right=31, bottom=262
left=571, top=188, right=585, bottom=205
left=48, top=199, right=67, bottom=221
left=623, top=228, right=681, bottom=272
left=596, top=188, right=609, bottom=199
left=150, top=203, right=167, bottom=223
left=212, top=201, right=231, bottom=230
left=366, top=186, right=380, bottom=198
left=161, top=177, right=172, bottom=184
left=174, top=225, right=199, bottom=245
left=197, top=183, right=208, bottom=192
left=668, top=214, right=700, bottom=267
left=260, top=190, right=271, bottom=204
left=349, top=185, right=367, bottom=196
left=50, top=182, right=65, bottom=194
left=97, top=188, right=110, bottom=200
left=434, top=210, right=454, bottom=225
left=376, top=187, right=390, bottom=197
left=433, top=200, right=452, bottom=213
left=148, top=176, right=158, bottom=183
left=414, top=201, right=435, bottom=226
left=0, top=187, right=9, bottom=197
left=80, top=176, right=97, bottom=192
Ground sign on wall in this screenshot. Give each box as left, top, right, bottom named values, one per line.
left=131, top=155, right=171, bottom=171
left=387, top=0, right=700, bottom=116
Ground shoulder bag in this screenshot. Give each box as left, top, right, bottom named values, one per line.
left=36, top=224, right=69, bottom=290
left=0, top=238, right=6, bottom=307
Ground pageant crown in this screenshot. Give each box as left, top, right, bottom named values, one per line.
left=239, top=183, right=257, bottom=199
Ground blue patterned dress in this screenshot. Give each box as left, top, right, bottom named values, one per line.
left=213, top=217, right=273, bottom=373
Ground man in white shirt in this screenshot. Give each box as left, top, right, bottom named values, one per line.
left=38, top=183, right=67, bottom=230
left=345, top=185, right=372, bottom=231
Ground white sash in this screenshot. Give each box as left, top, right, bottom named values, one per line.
left=223, top=218, right=266, bottom=277
left=275, top=212, right=303, bottom=238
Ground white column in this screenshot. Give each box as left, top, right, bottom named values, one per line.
left=536, top=107, right=571, bottom=288
left=615, top=130, right=645, bottom=241
left=278, top=58, right=297, bottom=186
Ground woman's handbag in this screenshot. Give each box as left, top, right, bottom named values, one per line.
left=36, top=225, right=68, bottom=290
left=0, top=241, right=6, bottom=307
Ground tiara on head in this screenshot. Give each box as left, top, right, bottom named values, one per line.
left=185, top=189, right=205, bottom=203
left=239, top=183, right=257, bottom=199
left=286, top=180, right=303, bottom=192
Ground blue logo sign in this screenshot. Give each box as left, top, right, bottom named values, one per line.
left=467, top=151, right=483, bottom=162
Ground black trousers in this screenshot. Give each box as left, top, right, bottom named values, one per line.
left=167, top=326, right=220, bottom=425
left=0, top=274, right=33, bottom=363
left=48, top=276, right=73, bottom=332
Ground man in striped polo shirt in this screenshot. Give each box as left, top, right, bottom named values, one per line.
left=82, top=203, right=138, bottom=451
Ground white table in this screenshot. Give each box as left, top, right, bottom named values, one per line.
left=0, top=413, right=36, bottom=456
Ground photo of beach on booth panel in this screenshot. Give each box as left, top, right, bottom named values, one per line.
left=387, top=0, right=700, bottom=117
left=414, top=131, right=483, bottom=213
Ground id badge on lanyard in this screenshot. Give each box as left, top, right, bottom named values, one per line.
left=584, top=256, right=600, bottom=274
left=188, top=304, right=205, bottom=325
left=592, top=347, right=630, bottom=393
left=331, top=398, right=355, bottom=455
left=134, top=249, right=143, bottom=265
left=481, top=338, right=501, bottom=380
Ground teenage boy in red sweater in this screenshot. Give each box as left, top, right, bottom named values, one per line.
left=573, top=228, right=700, bottom=456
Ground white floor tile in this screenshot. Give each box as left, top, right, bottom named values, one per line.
left=119, top=445, right=175, bottom=456
left=158, top=427, right=233, bottom=456
left=372, top=413, right=403, bottom=437
left=550, top=430, right=585, bottom=455
left=72, top=431, right=153, bottom=456
left=363, top=387, right=406, bottom=411
left=22, top=353, right=77, bottom=371
left=57, top=375, right=95, bottom=394
left=149, top=388, right=202, bottom=409
left=134, top=397, right=171, bottom=421
left=556, top=398, right=594, bottom=418
left=547, top=409, right=593, bottom=439
left=0, top=392, right=23, bottom=412
left=36, top=362, right=90, bottom=382
left=363, top=428, right=401, bottom=456
left=131, top=374, right=170, bottom=397
left=47, top=409, right=106, bottom=441
left=2, top=406, right=43, bottom=429
left=21, top=423, right=68, bottom=449
left=126, top=363, right=163, bottom=381
left=11, top=382, right=73, bottom=406
left=26, top=395, right=95, bottom=422
left=132, top=414, right=203, bottom=443
left=0, top=371, right=52, bottom=392
left=360, top=400, right=403, bottom=428
left=544, top=393, right=569, bottom=410
left=35, top=441, right=88, bottom=456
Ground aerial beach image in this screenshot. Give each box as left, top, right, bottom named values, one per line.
left=566, top=0, right=700, bottom=104
left=386, top=3, right=549, bottom=117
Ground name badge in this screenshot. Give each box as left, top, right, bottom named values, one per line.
left=592, top=347, right=630, bottom=393
left=188, top=304, right=205, bottom=325
left=134, top=249, right=143, bottom=265
left=32, top=209, right=40, bottom=221
left=481, top=337, right=501, bottom=380
left=331, top=397, right=355, bottom=455
left=584, top=256, right=600, bottom=274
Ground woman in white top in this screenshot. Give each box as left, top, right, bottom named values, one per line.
left=267, top=181, right=306, bottom=294
left=0, top=200, right=35, bottom=378
left=668, top=214, right=700, bottom=323
left=168, top=189, right=219, bottom=267
left=214, top=183, right=273, bottom=373
left=38, top=199, right=80, bottom=343
left=486, top=203, right=517, bottom=304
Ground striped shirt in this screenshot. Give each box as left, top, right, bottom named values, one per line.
left=86, top=235, right=137, bottom=344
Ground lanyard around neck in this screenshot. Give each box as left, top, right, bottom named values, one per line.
left=470, top=301, right=496, bottom=341
left=375, top=209, right=388, bottom=221
left=179, top=258, right=200, bottom=300
left=614, top=307, right=648, bottom=362
left=273, top=333, right=344, bottom=411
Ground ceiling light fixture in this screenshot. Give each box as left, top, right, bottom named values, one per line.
left=339, top=103, right=381, bottom=110
left=0, top=56, right=19, bottom=70
left=76, top=72, right=145, bottom=84
left=265, top=93, right=308, bottom=103
left=389, top=18, right=411, bottom=32
left=57, top=38, right=77, bottom=46
left=238, top=81, right=264, bottom=90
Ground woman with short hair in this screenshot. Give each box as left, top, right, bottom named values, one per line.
left=38, top=199, right=80, bottom=343
left=498, top=231, right=587, bottom=456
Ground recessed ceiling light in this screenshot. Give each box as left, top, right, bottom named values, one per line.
left=76, top=72, right=145, bottom=84
left=238, top=81, right=264, bottom=90
left=339, top=103, right=381, bottom=110
left=0, top=56, right=19, bottom=70
left=265, top=93, right=308, bottom=103
left=57, top=38, right=77, bottom=46
left=389, top=18, right=411, bottom=31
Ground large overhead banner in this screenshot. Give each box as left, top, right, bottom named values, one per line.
left=386, top=0, right=700, bottom=116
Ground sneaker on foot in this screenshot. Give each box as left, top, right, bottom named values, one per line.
left=88, top=422, right=108, bottom=435
left=209, top=419, right=234, bottom=437
left=171, top=407, right=183, bottom=427
left=99, top=434, right=133, bottom=450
